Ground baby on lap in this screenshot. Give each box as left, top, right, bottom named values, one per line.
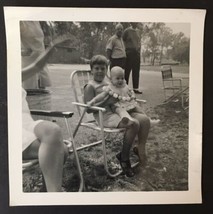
left=87, top=66, right=146, bottom=126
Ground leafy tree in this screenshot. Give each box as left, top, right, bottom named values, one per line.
left=170, top=32, right=190, bottom=64
left=140, top=23, right=165, bottom=65
left=39, top=21, right=190, bottom=65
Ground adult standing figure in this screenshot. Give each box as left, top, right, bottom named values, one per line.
left=106, top=23, right=126, bottom=69
left=123, top=22, right=142, bottom=94
left=20, top=21, right=52, bottom=89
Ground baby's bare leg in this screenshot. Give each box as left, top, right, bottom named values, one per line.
left=116, top=107, right=135, bottom=127
left=132, top=106, right=160, bottom=126
left=133, top=105, right=146, bottom=114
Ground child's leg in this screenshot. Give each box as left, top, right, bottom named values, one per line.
left=132, top=105, right=146, bottom=114
left=130, top=112, right=150, bottom=166
left=132, top=106, right=160, bottom=126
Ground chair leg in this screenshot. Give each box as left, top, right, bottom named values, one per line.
left=102, top=136, right=123, bottom=178
left=64, top=118, right=84, bottom=192
left=40, top=173, right=47, bottom=192
left=98, top=111, right=122, bottom=178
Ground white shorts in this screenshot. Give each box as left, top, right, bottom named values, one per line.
left=22, top=120, right=43, bottom=151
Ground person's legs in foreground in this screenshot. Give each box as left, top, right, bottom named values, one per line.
left=23, top=121, right=68, bottom=192
left=130, top=112, right=150, bottom=166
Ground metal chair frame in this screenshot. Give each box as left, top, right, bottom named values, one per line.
left=161, top=66, right=189, bottom=109
left=70, top=70, right=146, bottom=178
left=22, top=110, right=84, bottom=192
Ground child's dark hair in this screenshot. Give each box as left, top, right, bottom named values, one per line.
left=90, top=55, right=108, bottom=69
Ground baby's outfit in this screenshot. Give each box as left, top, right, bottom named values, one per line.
left=85, top=79, right=122, bottom=128
left=103, top=83, right=138, bottom=112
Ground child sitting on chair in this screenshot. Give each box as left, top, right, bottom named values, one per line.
left=84, top=55, right=151, bottom=177
left=87, top=66, right=146, bottom=126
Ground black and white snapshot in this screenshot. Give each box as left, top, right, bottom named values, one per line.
left=5, top=7, right=204, bottom=205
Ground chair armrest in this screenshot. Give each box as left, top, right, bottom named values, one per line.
left=23, top=159, right=39, bottom=170
left=72, top=102, right=106, bottom=112
left=163, top=78, right=182, bottom=82
left=136, top=99, right=147, bottom=104
left=30, top=110, right=74, bottom=118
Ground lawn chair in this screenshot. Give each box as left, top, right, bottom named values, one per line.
left=70, top=70, right=147, bottom=178
left=161, top=65, right=189, bottom=109
left=22, top=110, right=84, bottom=192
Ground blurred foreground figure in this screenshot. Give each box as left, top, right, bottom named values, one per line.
left=20, top=21, right=52, bottom=89
left=22, top=40, right=68, bottom=192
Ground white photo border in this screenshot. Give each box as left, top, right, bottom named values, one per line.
left=4, top=7, right=205, bottom=206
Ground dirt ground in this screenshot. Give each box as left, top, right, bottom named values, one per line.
left=23, top=64, right=189, bottom=192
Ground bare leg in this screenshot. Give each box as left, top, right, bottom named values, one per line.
left=117, top=119, right=139, bottom=161
left=130, top=112, right=150, bottom=166
left=116, top=107, right=135, bottom=127
left=133, top=106, right=160, bottom=126
left=23, top=121, right=67, bottom=192
left=133, top=105, right=145, bottom=114
left=34, top=121, right=65, bottom=192
left=116, top=119, right=139, bottom=177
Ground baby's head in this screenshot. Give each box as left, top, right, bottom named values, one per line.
left=110, top=66, right=126, bottom=88
left=90, top=55, right=108, bottom=82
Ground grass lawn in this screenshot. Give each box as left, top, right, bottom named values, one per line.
left=141, top=64, right=189, bottom=74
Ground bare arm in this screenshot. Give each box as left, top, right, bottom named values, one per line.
left=106, top=37, right=113, bottom=60
left=84, top=84, right=110, bottom=113
left=106, top=49, right=112, bottom=60
left=88, top=91, right=109, bottom=106
left=22, top=45, right=55, bottom=81
left=122, top=29, right=127, bottom=43
left=83, top=84, right=97, bottom=113
left=22, top=37, right=71, bottom=81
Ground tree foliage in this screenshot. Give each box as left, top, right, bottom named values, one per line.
left=170, top=33, right=190, bottom=63
left=41, top=21, right=190, bottom=64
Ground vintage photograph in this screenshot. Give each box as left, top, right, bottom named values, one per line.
left=21, top=20, right=190, bottom=192
left=5, top=7, right=204, bottom=205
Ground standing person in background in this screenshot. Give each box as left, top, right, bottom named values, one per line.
left=106, top=23, right=126, bottom=70
left=123, top=22, right=142, bottom=94
left=20, top=21, right=52, bottom=89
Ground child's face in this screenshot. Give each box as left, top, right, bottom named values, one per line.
left=91, top=64, right=107, bottom=82
left=111, top=69, right=125, bottom=88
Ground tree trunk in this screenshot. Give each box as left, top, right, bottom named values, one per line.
left=152, top=53, right=156, bottom=65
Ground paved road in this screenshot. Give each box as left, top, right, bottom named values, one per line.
left=48, top=64, right=189, bottom=108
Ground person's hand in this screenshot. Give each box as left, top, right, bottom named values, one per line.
left=87, top=100, right=95, bottom=107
